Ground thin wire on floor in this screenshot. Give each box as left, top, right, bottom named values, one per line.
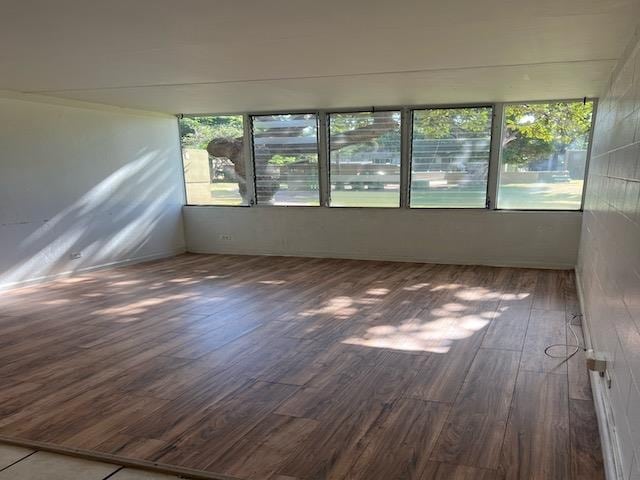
left=544, top=313, right=585, bottom=364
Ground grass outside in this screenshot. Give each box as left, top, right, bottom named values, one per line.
left=186, top=180, right=584, bottom=210
left=496, top=180, right=583, bottom=210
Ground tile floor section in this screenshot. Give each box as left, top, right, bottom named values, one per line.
left=0, top=443, right=184, bottom=480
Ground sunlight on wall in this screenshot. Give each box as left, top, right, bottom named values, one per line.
left=1, top=153, right=180, bottom=288
left=0, top=99, right=185, bottom=289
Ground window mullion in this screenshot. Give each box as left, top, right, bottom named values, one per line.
left=580, top=99, right=598, bottom=211
left=487, top=103, right=504, bottom=210
left=243, top=113, right=256, bottom=206
left=318, top=111, right=330, bottom=207
left=400, top=107, right=412, bottom=208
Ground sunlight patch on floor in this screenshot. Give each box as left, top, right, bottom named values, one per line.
left=94, top=292, right=195, bottom=316
left=454, top=287, right=501, bottom=301
left=402, top=282, right=430, bottom=291
left=342, top=314, right=491, bottom=354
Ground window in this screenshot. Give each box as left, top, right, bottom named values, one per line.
left=252, top=114, right=320, bottom=206
left=497, top=101, right=594, bottom=210
left=179, top=101, right=595, bottom=211
left=328, top=111, right=401, bottom=207
left=179, top=115, right=246, bottom=205
left=410, top=107, right=492, bottom=208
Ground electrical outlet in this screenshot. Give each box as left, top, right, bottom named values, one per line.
left=219, top=234, right=233, bottom=241
left=70, top=251, right=82, bottom=260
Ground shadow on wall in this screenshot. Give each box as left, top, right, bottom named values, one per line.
left=0, top=147, right=183, bottom=289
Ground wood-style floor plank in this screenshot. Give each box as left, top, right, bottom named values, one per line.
left=569, top=399, right=605, bottom=480
left=155, top=381, right=298, bottom=470
left=344, top=398, right=450, bottom=480
left=277, top=351, right=432, bottom=480
left=406, top=327, right=487, bottom=403
left=567, top=325, right=592, bottom=401
left=0, top=254, right=602, bottom=480
left=532, top=271, right=567, bottom=311
left=500, top=371, right=571, bottom=480
left=497, top=269, right=538, bottom=311
left=482, top=308, right=531, bottom=351
left=206, top=414, right=319, bottom=479
left=430, top=348, right=520, bottom=469
left=95, top=434, right=170, bottom=459
left=520, top=309, right=568, bottom=374
left=421, top=462, right=505, bottom=480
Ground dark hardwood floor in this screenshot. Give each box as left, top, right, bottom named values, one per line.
left=0, top=254, right=604, bottom=479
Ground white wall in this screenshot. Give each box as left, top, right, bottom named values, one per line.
left=577, top=28, right=640, bottom=480
left=0, top=94, right=186, bottom=289
left=185, top=207, right=581, bottom=269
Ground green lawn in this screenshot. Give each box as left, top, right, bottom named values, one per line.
left=187, top=180, right=584, bottom=210
left=497, top=181, right=583, bottom=209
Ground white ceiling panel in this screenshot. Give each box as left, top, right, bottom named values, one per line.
left=0, top=0, right=637, bottom=112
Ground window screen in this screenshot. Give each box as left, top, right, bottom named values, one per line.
left=329, top=111, right=401, bottom=207
left=497, top=101, right=594, bottom=210
left=410, top=107, right=492, bottom=208
left=251, top=114, right=320, bottom=206
left=179, top=115, right=246, bottom=205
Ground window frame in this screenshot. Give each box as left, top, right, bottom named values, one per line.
left=327, top=109, right=403, bottom=208
left=178, top=98, right=597, bottom=212
left=407, top=104, right=495, bottom=210
left=178, top=114, right=250, bottom=207
left=493, top=99, right=597, bottom=212
left=250, top=112, right=322, bottom=207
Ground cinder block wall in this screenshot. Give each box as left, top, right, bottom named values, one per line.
left=577, top=28, right=640, bottom=479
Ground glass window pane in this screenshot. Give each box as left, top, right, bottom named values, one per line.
left=410, top=107, right=492, bottom=208
left=497, top=101, right=593, bottom=210
left=179, top=115, right=246, bottom=205
left=328, top=111, right=401, bottom=207
left=252, top=114, right=320, bottom=206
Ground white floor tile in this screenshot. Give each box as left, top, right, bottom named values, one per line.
left=0, top=444, right=34, bottom=470
left=0, top=451, right=119, bottom=480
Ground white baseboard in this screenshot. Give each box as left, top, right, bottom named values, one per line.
left=575, top=269, right=625, bottom=480
left=0, top=247, right=186, bottom=291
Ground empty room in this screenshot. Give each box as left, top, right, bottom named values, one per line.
left=1, top=1, right=640, bottom=479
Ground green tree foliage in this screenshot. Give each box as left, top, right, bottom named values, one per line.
left=268, top=154, right=298, bottom=165
left=413, top=107, right=492, bottom=139
left=179, top=103, right=593, bottom=168
left=179, top=115, right=243, bottom=149
left=329, top=112, right=391, bottom=133
left=502, top=102, right=592, bottom=166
